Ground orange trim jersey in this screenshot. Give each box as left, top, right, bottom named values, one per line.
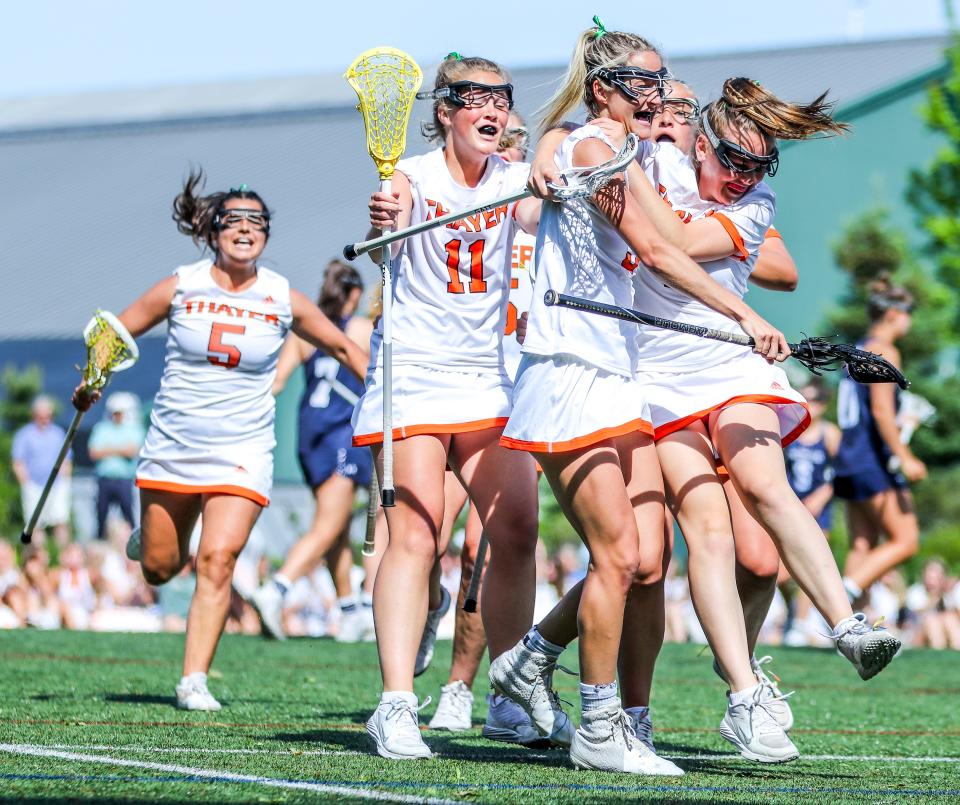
left=522, top=125, right=641, bottom=377
left=502, top=230, right=536, bottom=379
left=371, top=147, right=528, bottom=371
left=632, top=141, right=775, bottom=372
left=136, top=259, right=292, bottom=505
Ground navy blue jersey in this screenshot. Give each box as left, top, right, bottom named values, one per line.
left=785, top=433, right=833, bottom=498
left=298, top=319, right=365, bottom=438
left=834, top=350, right=900, bottom=479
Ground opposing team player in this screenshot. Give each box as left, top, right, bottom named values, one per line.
left=491, top=20, right=791, bottom=775
left=834, top=275, right=924, bottom=601
left=250, top=260, right=374, bottom=642
left=74, top=173, right=368, bottom=710
left=354, top=54, right=542, bottom=760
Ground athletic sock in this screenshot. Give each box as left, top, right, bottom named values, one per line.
left=360, top=591, right=373, bottom=609
left=180, top=671, right=207, bottom=687
left=624, top=705, right=649, bottom=721
left=381, top=690, right=417, bottom=706
left=273, top=573, right=292, bottom=598
left=339, top=596, right=357, bottom=613
left=842, top=576, right=862, bottom=603
left=729, top=683, right=760, bottom=707
left=580, top=681, right=618, bottom=713
left=522, top=625, right=565, bottom=659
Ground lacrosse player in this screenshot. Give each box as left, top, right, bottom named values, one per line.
left=74, top=173, right=367, bottom=711
left=491, top=19, right=787, bottom=775
left=250, top=260, right=375, bottom=643
left=353, top=54, right=542, bottom=760
left=835, top=275, right=924, bottom=600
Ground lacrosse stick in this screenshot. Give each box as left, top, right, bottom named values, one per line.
left=363, top=470, right=380, bottom=557
left=462, top=530, right=488, bottom=613
left=345, top=47, right=422, bottom=508
left=543, top=291, right=909, bottom=389
left=20, top=311, right=139, bottom=544
left=344, top=134, right=641, bottom=261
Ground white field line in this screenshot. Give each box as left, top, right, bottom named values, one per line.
left=0, top=743, right=461, bottom=805
left=14, top=743, right=960, bottom=765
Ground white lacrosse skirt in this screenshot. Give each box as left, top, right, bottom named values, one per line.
left=352, top=363, right=512, bottom=446
left=137, top=427, right=274, bottom=508
left=501, top=354, right=653, bottom=453
left=635, top=350, right=809, bottom=446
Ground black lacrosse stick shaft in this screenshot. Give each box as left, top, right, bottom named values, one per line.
left=543, top=291, right=909, bottom=388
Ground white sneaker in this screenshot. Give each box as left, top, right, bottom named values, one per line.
left=782, top=627, right=808, bottom=647
left=570, top=701, right=684, bottom=775
left=366, top=696, right=433, bottom=760
left=488, top=641, right=574, bottom=747
left=752, top=655, right=794, bottom=731
left=250, top=582, right=286, bottom=641
left=833, top=613, right=900, bottom=680
left=625, top=708, right=655, bottom=752
left=414, top=586, right=451, bottom=677
left=428, top=680, right=474, bottom=731
left=481, top=693, right=545, bottom=746
left=175, top=675, right=221, bottom=711
left=125, top=527, right=141, bottom=561
left=359, top=604, right=377, bottom=642
left=719, top=687, right=799, bottom=763
left=336, top=608, right=367, bottom=643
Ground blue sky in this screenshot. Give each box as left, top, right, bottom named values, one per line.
left=3, top=0, right=956, bottom=99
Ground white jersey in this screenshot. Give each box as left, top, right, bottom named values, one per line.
left=138, top=259, right=292, bottom=500
left=374, top=147, right=528, bottom=371
left=523, top=125, right=640, bottom=377
left=502, top=231, right=536, bottom=379
left=632, top=141, right=775, bottom=372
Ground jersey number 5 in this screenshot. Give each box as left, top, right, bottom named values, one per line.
left=446, top=239, right=487, bottom=294
left=208, top=323, right=245, bottom=368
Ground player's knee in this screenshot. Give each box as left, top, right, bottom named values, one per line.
left=735, top=545, right=781, bottom=580
left=195, top=549, right=238, bottom=589
left=141, top=557, right=180, bottom=586
left=689, top=518, right=735, bottom=562
left=632, top=544, right=665, bottom=586
left=593, top=540, right=641, bottom=593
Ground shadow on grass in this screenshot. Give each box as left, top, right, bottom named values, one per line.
left=103, top=693, right=176, bottom=706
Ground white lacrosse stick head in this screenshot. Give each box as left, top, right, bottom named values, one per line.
left=547, top=133, right=640, bottom=201
left=81, top=310, right=139, bottom=388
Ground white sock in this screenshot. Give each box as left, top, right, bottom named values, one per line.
left=339, top=595, right=357, bottom=612
left=624, top=705, right=649, bottom=721
left=580, top=681, right=618, bottom=713
left=729, top=683, right=760, bottom=707
left=273, top=573, right=293, bottom=597
left=180, top=672, right=207, bottom=686
left=842, top=576, right=862, bottom=602
left=381, top=690, right=418, bottom=706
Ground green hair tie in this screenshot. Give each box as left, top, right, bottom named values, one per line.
left=230, top=184, right=249, bottom=193
left=445, top=51, right=462, bottom=61
left=592, top=15, right=607, bottom=39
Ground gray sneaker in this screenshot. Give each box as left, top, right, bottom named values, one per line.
left=250, top=582, right=286, bottom=641
left=414, top=586, right=451, bottom=677
left=125, top=527, right=141, bottom=561
left=752, top=655, right=794, bottom=731
left=833, top=613, right=900, bottom=680
left=571, top=701, right=684, bottom=775
left=482, top=693, right=545, bottom=746
left=488, top=641, right=574, bottom=747
left=625, top=708, right=655, bottom=752
left=719, top=687, right=799, bottom=763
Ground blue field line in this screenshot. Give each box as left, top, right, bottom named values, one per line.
left=2, top=769, right=959, bottom=799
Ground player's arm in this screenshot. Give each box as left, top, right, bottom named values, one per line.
left=117, top=275, right=178, bottom=338
left=366, top=169, right=413, bottom=263
left=577, top=137, right=788, bottom=361
left=289, top=289, right=368, bottom=381
left=272, top=333, right=314, bottom=396
left=866, top=341, right=926, bottom=481
left=515, top=196, right=541, bottom=234
left=345, top=315, right=373, bottom=356
left=527, top=125, right=576, bottom=198
left=750, top=234, right=798, bottom=291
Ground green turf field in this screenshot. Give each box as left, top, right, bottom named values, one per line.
left=0, top=631, right=957, bottom=804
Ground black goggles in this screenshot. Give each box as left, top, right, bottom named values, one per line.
left=701, top=115, right=779, bottom=177
left=653, top=97, right=701, bottom=123
left=214, top=208, right=270, bottom=232
left=417, top=81, right=514, bottom=111
left=593, top=66, right=669, bottom=103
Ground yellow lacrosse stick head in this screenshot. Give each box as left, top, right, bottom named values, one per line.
left=344, top=47, right=423, bottom=180
left=81, top=310, right=139, bottom=390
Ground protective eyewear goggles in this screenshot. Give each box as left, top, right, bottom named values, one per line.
left=499, top=126, right=529, bottom=156
left=701, top=115, right=779, bottom=177
left=593, top=66, right=669, bottom=103
left=418, top=81, right=514, bottom=111
left=214, top=208, right=270, bottom=232
left=653, top=97, right=701, bottom=123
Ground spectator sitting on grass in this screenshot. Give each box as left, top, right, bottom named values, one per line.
left=905, top=559, right=960, bottom=650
